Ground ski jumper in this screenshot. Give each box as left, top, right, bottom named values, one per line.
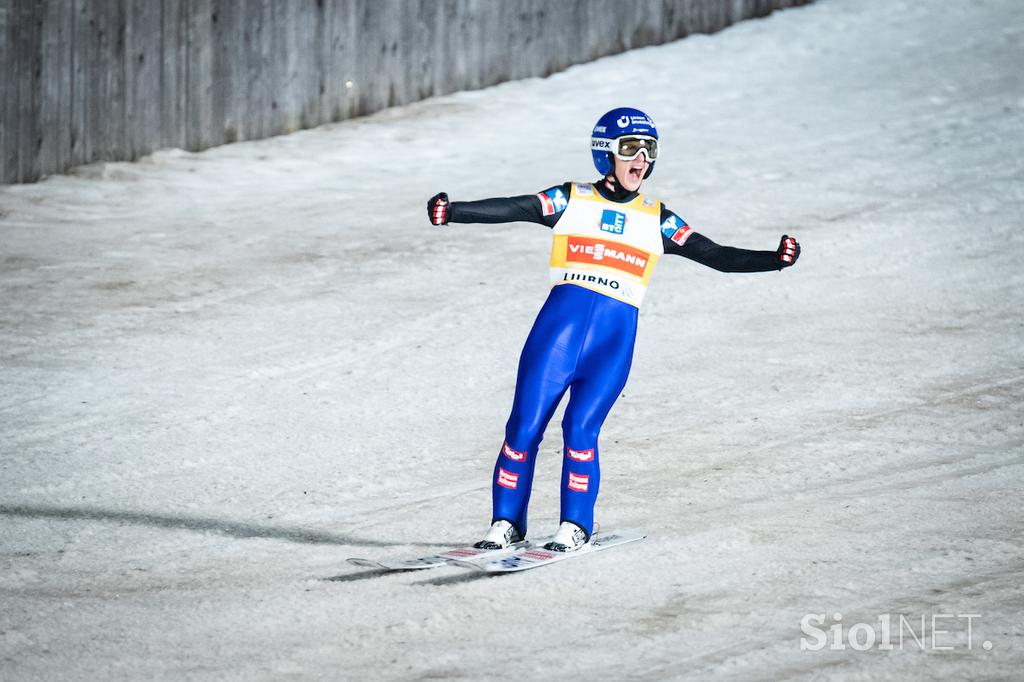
left=447, top=181, right=781, bottom=539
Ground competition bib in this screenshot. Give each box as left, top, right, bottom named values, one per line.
left=549, top=183, right=664, bottom=307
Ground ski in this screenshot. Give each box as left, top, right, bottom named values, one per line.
left=451, top=529, right=646, bottom=573
left=346, top=537, right=549, bottom=572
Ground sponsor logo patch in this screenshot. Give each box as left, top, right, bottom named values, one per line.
left=497, top=467, right=519, bottom=490
left=617, top=114, right=654, bottom=130
left=538, top=192, right=554, bottom=215
left=642, top=197, right=656, bottom=208
left=593, top=125, right=607, bottom=133
left=568, top=472, right=590, bottom=492
left=660, top=214, right=685, bottom=238
left=567, top=447, right=594, bottom=462
left=550, top=188, right=568, bottom=211
left=561, top=271, right=621, bottom=291
left=599, top=209, right=627, bottom=235
left=591, top=138, right=612, bottom=151
left=670, top=226, right=693, bottom=245
left=502, top=442, right=527, bottom=462
left=575, top=183, right=594, bottom=196
left=565, top=236, right=649, bottom=278
left=537, top=188, right=567, bottom=216
left=661, top=215, right=693, bottom=246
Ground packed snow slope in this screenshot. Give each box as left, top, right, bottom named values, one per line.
left=2, top=0, right=1022, bottom=679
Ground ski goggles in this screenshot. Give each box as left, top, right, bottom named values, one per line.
left=591, top=135, right=659, bottom=161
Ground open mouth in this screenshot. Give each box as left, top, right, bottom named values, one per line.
left=627, top=165, right=645, bottom=182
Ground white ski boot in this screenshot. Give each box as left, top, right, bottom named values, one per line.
left=473, top=520, right=523, bottom=550
left=543, top=521, right=589, bottom=553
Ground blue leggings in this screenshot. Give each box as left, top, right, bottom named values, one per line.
left=490, top=284, right=638, bottom=538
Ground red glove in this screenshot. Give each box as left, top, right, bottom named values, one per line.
left=777, top=234, right=800, bottom=268
left=427, top=192, right=450, bottom=226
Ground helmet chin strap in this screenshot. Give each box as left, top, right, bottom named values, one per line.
left=602, top=172, right=639, bottom=201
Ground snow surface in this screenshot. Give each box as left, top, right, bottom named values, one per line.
left=2, top=0, right=1023, bottom=679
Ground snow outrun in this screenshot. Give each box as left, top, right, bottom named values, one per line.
left=2, top=0, right=1022, bottom=678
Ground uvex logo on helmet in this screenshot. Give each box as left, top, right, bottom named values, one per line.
left=591, top=107, right=659, bottom=180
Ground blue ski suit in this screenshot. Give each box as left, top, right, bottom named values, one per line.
left=444, top=179, right=787, bottom=539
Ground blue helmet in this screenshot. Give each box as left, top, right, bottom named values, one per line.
left=590, top=107, right=659, bottom=179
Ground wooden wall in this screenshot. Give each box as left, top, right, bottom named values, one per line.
left=0, top=0, right=811, bottom=184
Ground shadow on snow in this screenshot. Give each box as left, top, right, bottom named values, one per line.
left=0, top=503, right=444, bottom=548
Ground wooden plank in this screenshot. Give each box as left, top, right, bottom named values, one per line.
left=314, top=0, right=326, bottom=124
left=274, top=0, right=316, bottom=134
left=4, top=0, right=33, bottom=182
left=38, top=0, right=72, bottom=178
left=125, top=0, right=162, bottom=159
left=67, top=0, right=84, bottom=167
left=18, top=0, right=43, bottom=182
left=410, top=0, right=435, bottom=101
left=160, top=0, right=187, bottom=150
left=317, top=0, right=336, bottom=124
left=387, top=0, right=410, bottom=107
left=92, top=0, right=110, bottom=163
left=637, top=0, right=664, bottom=48
left=108, top=0, right=127, bottom=161
left=265, top=0, right=281, bottom=139
left=506, top=2, right=531, bottom=82
left=463, top=0, right=483, bottom=90
left=205, top=0, right=228, bottom=147
left=0, top=0, right=13, bottom=183
left=440, top=0, right=465, bottom=97
left=279, top=0, right=301, bottom=133
left=239, top=0, right=261, bottom=141
left=213, top=0, right=242, bottom=144
left=581, top=0, right=609, bottom=63
left=87, top=0, right=116, bottom=164
left=289, top=0, right=309, bottom=129
left=250, top=0, right=274, bottom=140
left=479, top=0, right=496, bottom=86
left=424, top=0, right=446, bottom=99
left=337, top=0, right=359, bottom=121
left=231, top=0, right=251, bottom=142
left=355, top=0, right=381, bottom=114
left=185, top=0, right=213, bottom=151
left=663, top=0, right=690, bottom=41
left=77, top=0, right=103, bottom=165
left=92, top=0, right=114, bottom=163
left=288, top=0, right=303, bottom=131
left=259, top=1, right=280, bottom=136
left=298, top=0, right=320, bottom=130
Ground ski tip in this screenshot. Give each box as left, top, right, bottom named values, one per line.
left=346, top=558, right=383, bottom=569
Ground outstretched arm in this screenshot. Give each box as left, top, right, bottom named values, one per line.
left=427, top=184, right=570, bottom=228
left=660, top=207, right=800, bottom=272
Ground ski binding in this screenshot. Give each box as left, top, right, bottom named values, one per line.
left=451, top=528, right=645, bottom=573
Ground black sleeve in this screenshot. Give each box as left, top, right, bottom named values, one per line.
left=660, top=205, right=779, bottom=273
left=448, top=183, right=570, bottom=229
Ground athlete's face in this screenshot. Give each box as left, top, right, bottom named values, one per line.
left=613, top=154, right=649, bottom=192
